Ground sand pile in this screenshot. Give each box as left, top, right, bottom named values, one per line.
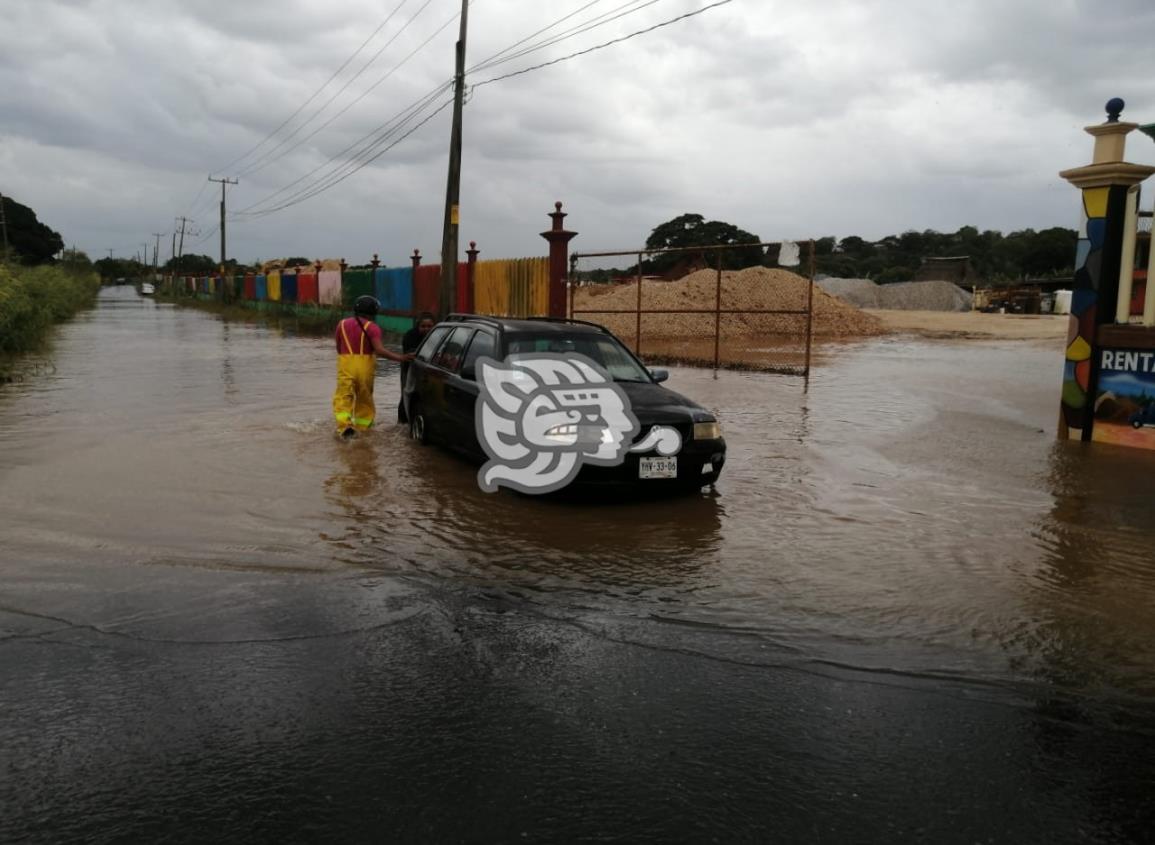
left=820, top=277, right=972, bottom=311
left=259, top=257, right=343, bottom=273
left=573, top=266, right=884, bottom=338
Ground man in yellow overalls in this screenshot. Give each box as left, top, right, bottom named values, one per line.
left=333, top=296, right=412, bottom=439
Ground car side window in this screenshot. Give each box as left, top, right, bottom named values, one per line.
left=432, top=327, right=473, bottom=372
left=460, top=330, right=496, bottom=380
left=416, top=326, right=451, bottom=363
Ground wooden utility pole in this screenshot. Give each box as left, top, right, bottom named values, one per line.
left=208, top=176, right=238, bottom=275
left=438, top=0, right=470, bottom=318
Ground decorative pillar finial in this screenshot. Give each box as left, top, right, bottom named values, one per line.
left=1106, top=97, right=1125, bottom=123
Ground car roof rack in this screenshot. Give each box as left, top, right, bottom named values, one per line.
left=519, top=316, right=610, bottom=333
left=443, top=313, right=609, bottom=333
left=444, top=313, right=504, bottom=329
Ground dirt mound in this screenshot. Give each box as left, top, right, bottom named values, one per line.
left=573, top=266, right=884, bottom=338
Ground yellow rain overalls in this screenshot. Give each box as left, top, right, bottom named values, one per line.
left=333, top=318, right=377, bottom=432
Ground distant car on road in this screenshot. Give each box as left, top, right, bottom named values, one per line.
left=402, top=315, right=726, bottom=492
left=1129, top=404, right=1155, bottom=429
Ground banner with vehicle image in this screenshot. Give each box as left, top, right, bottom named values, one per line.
left=1093, top=348, right=1155, bottom=449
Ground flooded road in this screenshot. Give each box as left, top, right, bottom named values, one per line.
left=2, top=286, right=1154, bottom=842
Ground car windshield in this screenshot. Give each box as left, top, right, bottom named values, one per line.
left=504, top=332, right=652, bottom=382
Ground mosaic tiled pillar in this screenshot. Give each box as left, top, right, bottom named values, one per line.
left=1060, top=186, right=1122, bottom=438
left=1057, top=100, right=1155, bottom=441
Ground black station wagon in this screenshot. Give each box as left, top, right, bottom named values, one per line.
left=401, top=315, right=726, bottom=491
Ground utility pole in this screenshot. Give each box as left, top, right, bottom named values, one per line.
left=175, top=216, right=191, bottom=270
left=208, top=176, right=238, bottom=271
left=152, top=233, right=164, bottom=275
left=438, top=0, right=470, bottom=318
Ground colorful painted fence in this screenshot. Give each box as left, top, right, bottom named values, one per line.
left=319, top=270, right=342, bottom=306
left=474, top=257, right=549, bottom=318
left=166, top=254, right=550, bottom=325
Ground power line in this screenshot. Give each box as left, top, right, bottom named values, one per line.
left=237, top=97, right=454, bottom=219
left=466, top=0, right=606, bottom=71
left=227, top=1, right=729, bottom=222
left=237, top=0, right=438, bottom=178
left=216, top=0, right=415, bottom=176
left=235, top=80, right=453, bottom=216
left=473, top=0, right=732, bottom=88
left=470, top=0, right=663, bottom=74
left=198, top=0, right=606, bottom=223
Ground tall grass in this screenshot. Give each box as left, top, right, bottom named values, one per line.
left=0, top=262, right=102, bottom=357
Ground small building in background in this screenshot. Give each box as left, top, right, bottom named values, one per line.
left=913, top=256, right=982, bottom=288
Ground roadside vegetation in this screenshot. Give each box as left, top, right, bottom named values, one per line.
left=0, top=194, right=102, bottom=374
left=0, top=258, right=102, bottom=360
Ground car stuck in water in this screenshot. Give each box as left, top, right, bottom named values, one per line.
left=401, top=315, right=726, bottom=492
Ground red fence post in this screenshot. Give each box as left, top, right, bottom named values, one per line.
left=466, top=241, right=479, bottom=314
left=411, top=250, right=422, bottom=318
left=540, top=201, right=577, bottom=319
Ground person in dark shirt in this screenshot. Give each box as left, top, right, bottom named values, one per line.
left=398, top=312, right=436, bottom=423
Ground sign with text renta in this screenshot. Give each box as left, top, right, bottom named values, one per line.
left=1093, top=348, right=1155, bottom=449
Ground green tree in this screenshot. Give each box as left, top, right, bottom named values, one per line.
left=1, top=194, right=65, bottom=264
left=164, top=254, right=218, bottom=274
left=643, top=213, right=763, bottom=275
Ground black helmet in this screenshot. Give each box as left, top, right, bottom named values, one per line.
left=353, top=295, right=379, bottom=317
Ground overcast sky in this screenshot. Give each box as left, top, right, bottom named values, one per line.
left=2, top=0, right=1153, bottom=266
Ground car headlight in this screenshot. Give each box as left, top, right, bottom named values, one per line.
left=693, top=421, right=721, bottom=440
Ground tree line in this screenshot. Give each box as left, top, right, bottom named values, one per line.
left=583, top=213, right=1078, bottom=285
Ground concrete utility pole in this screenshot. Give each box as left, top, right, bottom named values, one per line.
left=438, top=0, right=470, bottom=318
left=208, top=176, right=238, bottom=276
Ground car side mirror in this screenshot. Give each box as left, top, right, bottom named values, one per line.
left=649, top=368, right=669, bottom=384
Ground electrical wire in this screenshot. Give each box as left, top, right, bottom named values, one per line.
left=215, top=0, right=414, bottom=176
left=237, top=0, right=438, bottom=178
left=234, top=6, right=462, bottom=182
left=235, top=98, right=454, bottom=219
left=227, top=1, right=730, bottom=221
left=465, top=0, right=606, bottom=71
left=469, top=0, right=664, bottom=74
left=231, top=1, right=646, bottom=217
left=235, top=80, right=454, bottom=216
left=472, top=0, right=732, bottom=88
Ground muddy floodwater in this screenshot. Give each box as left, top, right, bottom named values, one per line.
left=2, top=287, right=1154, bottom=843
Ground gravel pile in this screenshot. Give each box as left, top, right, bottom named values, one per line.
left=819, top=277, right=972, bottom=311
left=817, top=277, right=881, bottom=308
left=573, top=267, right=884, bottom=338
left=877, top=280, right=972, bottom=311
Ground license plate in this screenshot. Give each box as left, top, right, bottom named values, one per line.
left=639, top=456, right=678, bottom=479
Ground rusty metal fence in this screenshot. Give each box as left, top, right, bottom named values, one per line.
left=568, top=241, right=816, bottom=377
